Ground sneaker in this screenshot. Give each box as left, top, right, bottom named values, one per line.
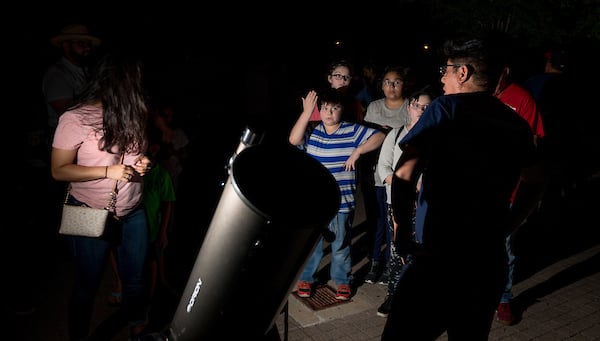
left=496, top=302, right=515, bottom=325
left=297, top=281, right=312, bottom=298
left=364, top=261, right=381, bottom=284
left=335, top=284, right=351, bottom=300
left=377, top=267, right=390, bottom=285
left=377, top=295, right=394, bottom=317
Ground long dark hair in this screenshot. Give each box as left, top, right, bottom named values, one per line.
left=72, top=51, right=148, bottom=154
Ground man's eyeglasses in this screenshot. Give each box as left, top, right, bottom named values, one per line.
left=383, top=79, right=403, bottom=88
left=411, top=102, right=429, bottom=111
left=331, top=73, right=351, bottom=82
left=439, top=64, right=463, bottom=76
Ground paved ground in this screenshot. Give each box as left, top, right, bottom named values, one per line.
left=7, top=169, right=600, bottom=340
left=276, top=243, right=600, bottom=340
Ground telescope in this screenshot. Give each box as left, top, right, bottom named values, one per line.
left=149, top=126, right=340, bottom=340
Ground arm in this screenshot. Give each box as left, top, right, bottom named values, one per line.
left=344, top=131, right=385, bottom=171
left=506, top=161, right=545, bottom=234
left=51, top=147, right=136, bottom=182
left=156, top=200, right=174, bottom=250
left=377, top=129, right=398, bottom=185
left=289, top=90, right=318, bottom=146
left=51, top=147, right=108, bottom=181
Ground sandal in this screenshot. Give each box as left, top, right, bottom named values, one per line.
left=106, top=291, right=122, bottom=307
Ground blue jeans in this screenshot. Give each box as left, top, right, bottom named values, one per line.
left=501, top=231, right=517, bottom=303
left=371, top=186, right=391, bottom=264
left=66, top=196, right=148, bottom=339
left=300, top=211, right=353, bottom=285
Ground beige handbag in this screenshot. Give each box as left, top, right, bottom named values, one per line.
left=59, top=203, right=112, bottom=237
left=59, top=155, right=122, bottom=237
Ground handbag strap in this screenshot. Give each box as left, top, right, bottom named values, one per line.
left=65, top=153, right=124, bottom=214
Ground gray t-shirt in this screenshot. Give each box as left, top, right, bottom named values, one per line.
left=364, top=98, right=409, bottom=187
left=363, top=98, right=409, bottom=131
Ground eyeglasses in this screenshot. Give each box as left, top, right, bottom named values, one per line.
left=411, top=102, right=429, bottom=111
left=439, top=64, right=463, bottom=75
left=383, top=79, right=403, bottom=88
left=331, top=73, right=351, bottom=82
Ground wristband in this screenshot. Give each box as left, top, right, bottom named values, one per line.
left=105, top=166, right=108, bottom=178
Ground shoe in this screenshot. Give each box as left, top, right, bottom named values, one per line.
left=496, top=302, right=515, bottom=325
left=364, top=261, right=381, bottom=284
left=297, top=281, right=312, bottom=298
left=377, top=267, right=390, bottom=285
left=106, top=291, right=122, bottom=307
left=128, top=323, right=148, bottom=341
left=377, top=295, right=394, bottom=317
left=335, top=284, right=351, bottom=300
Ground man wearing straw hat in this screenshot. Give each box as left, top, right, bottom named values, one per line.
left=42, top=24, right=101, bottom=141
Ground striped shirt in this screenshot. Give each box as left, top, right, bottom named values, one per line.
left=304, top=121, right=380, bottom=213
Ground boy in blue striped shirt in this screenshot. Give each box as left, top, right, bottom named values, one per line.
left=289, top=87, right=385, bottom=300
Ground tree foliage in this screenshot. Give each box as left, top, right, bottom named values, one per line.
left=410, top=0, right=599, bottom=49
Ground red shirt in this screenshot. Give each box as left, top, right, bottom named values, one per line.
left=497, top=83, right=545, bottom=138
left=497, top=82, right=545, bottom=203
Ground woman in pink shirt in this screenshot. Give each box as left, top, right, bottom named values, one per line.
left=51, top=51, right=152, bottom=340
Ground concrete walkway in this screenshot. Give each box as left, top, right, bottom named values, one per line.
left=9, top=174, right=600, bottom=340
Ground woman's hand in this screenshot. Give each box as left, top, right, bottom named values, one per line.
left=107, top=164, right=136, bottom=182
left=132, top=155, right=152, bottom=177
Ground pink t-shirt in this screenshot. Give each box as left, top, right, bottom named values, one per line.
left=53, top=105, right=144, bottom=217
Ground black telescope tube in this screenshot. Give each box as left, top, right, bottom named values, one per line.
left=166, top=128, right=340, bottom=340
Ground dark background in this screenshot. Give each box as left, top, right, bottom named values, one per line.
left=17, top=1, right=600, bottom=141
left=13, top=1, right=600, bottom=255
left=6, top=4, right=600, bottom=337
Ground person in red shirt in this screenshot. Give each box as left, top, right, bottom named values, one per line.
left=492, top=65, right=546, bottom=325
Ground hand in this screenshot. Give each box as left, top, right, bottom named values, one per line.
left=344, top=149, right=361, bottom=171
left=107, top=164, right=136, bottom=182
left=132, top=155, right=152, bottom=176
left=302, top=90, right=318, bottom=114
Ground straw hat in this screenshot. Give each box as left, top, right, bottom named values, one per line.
left=50, top=24, right=101, bottom=47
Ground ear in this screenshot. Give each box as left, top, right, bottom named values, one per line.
left=458, top=64, right=474, bottom=83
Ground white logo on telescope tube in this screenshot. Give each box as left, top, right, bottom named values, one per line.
left=187, top=277, right=202, bottom=312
